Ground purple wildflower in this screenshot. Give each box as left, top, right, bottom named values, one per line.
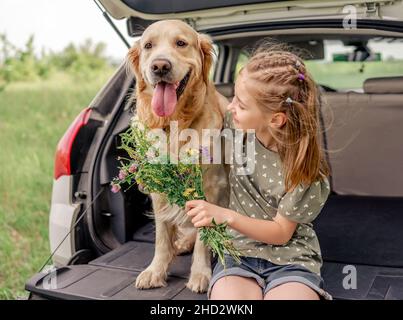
left=111, top=183, right=121, bottom=193
left=199, top=146, right=210, bottom=157
left=128, top=163, right=138, bottom=173
left=118, top=169, right=128, bottom=180
left=199, top=145, right=213, bottom=163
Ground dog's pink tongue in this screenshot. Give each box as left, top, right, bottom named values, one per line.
left=151, top=83, right=177, bottom=117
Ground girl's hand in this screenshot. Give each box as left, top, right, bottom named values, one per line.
left=185, top=200, right=233, bottom=228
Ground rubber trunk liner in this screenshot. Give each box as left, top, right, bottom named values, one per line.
left=26, top=239, right=403, bottom=300
left=27, top=193, right=403, bottom=301
left=25, top=240, right=207, bottom=300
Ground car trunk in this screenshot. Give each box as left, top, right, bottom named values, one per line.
left=25, top=1, right=403, bottom=300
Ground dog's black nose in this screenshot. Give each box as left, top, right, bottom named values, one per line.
left=151, top=59, right=172, bottom=76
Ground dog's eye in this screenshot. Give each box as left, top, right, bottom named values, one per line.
left=144, top=42, right=152, bottom=49
left=176, top=40, right=187, bottom=47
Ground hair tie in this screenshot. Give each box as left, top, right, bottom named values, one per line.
left=298, top=73, right=305, bottom=81
left=285, top=97, right=293, bottom=105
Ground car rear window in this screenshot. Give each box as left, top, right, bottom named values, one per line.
left=235, top=38, right=403, bottom=92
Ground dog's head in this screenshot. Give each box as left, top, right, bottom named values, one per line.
left=127, top=20, right=214, bottom=118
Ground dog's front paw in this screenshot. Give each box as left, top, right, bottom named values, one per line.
left=135, top=268, right=167, bottom=289
left=186, top=271, right=211, bottom=293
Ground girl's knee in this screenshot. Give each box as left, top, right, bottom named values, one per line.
left=264, top=282, right=320, bottom=300
left=209, top=275, right=263, bottom=300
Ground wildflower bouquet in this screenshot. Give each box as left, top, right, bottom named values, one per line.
left=111, top=117, right=241, bottom=267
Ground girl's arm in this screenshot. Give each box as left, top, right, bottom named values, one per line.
left=225, top=208, right=298, bottom=245
left=185, top=200, right=298, bottom=246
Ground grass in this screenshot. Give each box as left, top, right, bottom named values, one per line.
left=0, top=69, right=115, bottom=299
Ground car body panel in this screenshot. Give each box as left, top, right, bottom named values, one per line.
left=49, top=176, right=80, bottom=266
left=100, top=0, right=403, bottom=32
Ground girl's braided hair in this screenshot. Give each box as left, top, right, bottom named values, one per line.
left=241, top=39, right=331, bottom=192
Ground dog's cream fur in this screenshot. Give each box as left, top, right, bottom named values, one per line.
left=127, top=20, right=230, bottom=293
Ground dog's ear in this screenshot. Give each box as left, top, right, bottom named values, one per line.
left=127, top=40, right=146, bottom=91
left=127, top=40, right=142, bottom=79
left=198, top=34, right=214, bottom=84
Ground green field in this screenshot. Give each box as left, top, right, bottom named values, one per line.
left=0, top=70, right=114, bottom=299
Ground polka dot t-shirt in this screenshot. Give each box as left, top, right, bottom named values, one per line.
left=223, top=110, right=331, bottom=275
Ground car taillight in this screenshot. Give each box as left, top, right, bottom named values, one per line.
left=54, top=107, right=92, bottom=179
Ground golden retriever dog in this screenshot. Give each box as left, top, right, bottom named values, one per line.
left=126, top=20, right=230, bottom=293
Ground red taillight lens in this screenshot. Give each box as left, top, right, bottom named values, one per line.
left=54, top=108, right=92, bottom=179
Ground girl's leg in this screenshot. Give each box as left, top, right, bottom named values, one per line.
left=210, top=275, right=263, bottom=300
left=264, top=282, right=320, bottom=300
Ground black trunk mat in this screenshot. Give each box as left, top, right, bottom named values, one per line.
left=26, top=195, right=403, bottom=300
left=315, top=195, right=403, bottom=267
left=26, top=240, right=205, bottom=300
left=26, top=239, right=403, bottom=300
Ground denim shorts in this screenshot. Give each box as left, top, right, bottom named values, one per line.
left=207, top=254, right=332, bottom=300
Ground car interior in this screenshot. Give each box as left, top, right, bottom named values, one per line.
left=26, top=31, right=403, bottom=300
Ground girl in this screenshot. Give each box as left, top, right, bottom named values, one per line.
left=185, top=43, right=332, bottom=300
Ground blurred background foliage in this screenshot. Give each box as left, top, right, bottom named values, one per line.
left=0, top=34, right=116, bottom=90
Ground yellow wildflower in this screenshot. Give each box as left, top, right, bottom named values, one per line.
left=183, top=188, right=195, bottom=197
left=186, top=148, right=199, bottom=156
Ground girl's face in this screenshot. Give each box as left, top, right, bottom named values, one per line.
left=227, top=72, right=270, bottom=133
